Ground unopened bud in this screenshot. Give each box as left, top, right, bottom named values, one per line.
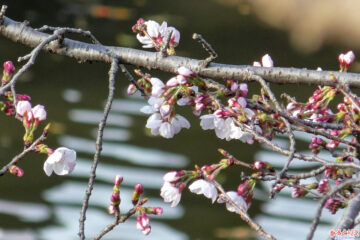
left=3, top=61, right=15, bottom=75
left=132, top=183, right=144, bottom=205
left=114, top=174, right=123, bottom=186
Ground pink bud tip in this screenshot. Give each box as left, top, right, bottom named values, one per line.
left=154, top=207, right=163, bottom=215
left=114, top=174, right=123, bottom=186
left=177, top=66, right=195, bottom=77
left=3, top=61, right=15, bottom=75
left=134, top=183, right=144, bottom=194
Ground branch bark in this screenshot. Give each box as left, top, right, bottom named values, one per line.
left=2, top=15, right=360, bottom=87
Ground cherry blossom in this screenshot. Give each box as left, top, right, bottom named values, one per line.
left=160, top=182, right=182, bottom=207
left=16, top=101, right=31, bottom=117
left=43, top=147, right=77, bottom=176
left=136, top=212, right=151, bottom=235
left=32, top=105, right=47, bottom=121
left=217, top=191, right=248, bottom=213
left=188, top=179, right=218, bottom=203
left=135, top=20, right=180, bottom=49
left=262, top=54, right=274, bottom=67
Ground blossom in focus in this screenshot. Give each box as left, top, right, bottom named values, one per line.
left=160, top=182, right=183, bottom=207
left=16, top=101, right=32, bottom=117
left=199, top=113, right=254, bottom=143
left=135, top=20, right=180, bottom=49
left=217, top=191, right=248, bottom=214
left=32, top=105, right=47, bottom=121
left=43, top=147, right=77, bottom=176
left=339, top=51, right=355, bottom=69
left=188, top=179, right=218, bottom=203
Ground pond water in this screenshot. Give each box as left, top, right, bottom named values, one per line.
left=0, top=0, right=354, bottom=239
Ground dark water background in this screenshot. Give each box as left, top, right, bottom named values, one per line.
left=0, top=0, right=356, bottom=239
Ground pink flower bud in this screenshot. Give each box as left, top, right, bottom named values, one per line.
left=114, top=174, right=123, bottom=186
left=16, top=101, right=32, bottom=117
left=16, top=94, right=31, bottom=101
left=134, top=183, right=144, bottom=194
left=153, top=207, right=163, bottom=215
left=127, top=83, right=137, bottom=95
left=261, top=54, right=274, bottom=67
left=253, top=161, right=266, bottom=170
left=344, top=51, right=355, bottom=66
left=3, top=61, right=15, bottom=75
left=177, top=66, right=195, bottom=77
left=32, top=105, right=47, bottom=121
left=110, top=193, right=120, bottom=203
left=9, top=165, right=24, bottom=177
left=338, top=53, right=345, bottom=66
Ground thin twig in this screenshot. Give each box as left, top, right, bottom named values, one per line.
left=209, top=178, right=276, bottom=240
left=160, top=29, right=172, bottom=57
left=35, top=25, right=101, bottom=45
left=78, top=58, right=118, bottom=239
left=306, top=177, right=360, bottom=240
left=0, top=130, right=47, bottom=176
left=0, top=31, right=61, bottom=95
left=192, top=33, right=218, bottom=68
left=119, top=64, right=146, bottom=96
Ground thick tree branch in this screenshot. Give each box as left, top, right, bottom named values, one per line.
left=329, top=192, right=360, bottom=240
left=2, top=15, right=360, bottom=87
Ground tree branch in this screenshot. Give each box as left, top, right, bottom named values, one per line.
left=2, top=14, right=360, bottom=87
left=78, top=58, right=118, bottom=239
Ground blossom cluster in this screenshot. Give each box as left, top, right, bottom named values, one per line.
left=0, top=61, right=77, bottom=178
left=159, top=159, right=252, bottom=215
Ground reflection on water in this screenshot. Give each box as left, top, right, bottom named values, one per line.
left=39, top=206, right=187, bottom=240
left=59, top=135, right=188, bottom=167
left=68, top=109, right=133, bottom=127
left=0, top=199, right=50, bottom=222
left=43, top=181, right=183, bottom=219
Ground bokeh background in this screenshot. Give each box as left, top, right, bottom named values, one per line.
left=1, top=1, right=360, bottom=239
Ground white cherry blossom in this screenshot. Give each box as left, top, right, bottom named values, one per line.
left=188, top=179, right=218, bottom=203
left=262, top=54, right=274, bottom=67
left=16, top=101, right=32, bottom=117
left=43, top=147, right=77, bottom=176
left=217, top=191, right=248, bottom=213
left=160, top=182, right=182, bottom=207
left=32, top=105, right=47, bottom=121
